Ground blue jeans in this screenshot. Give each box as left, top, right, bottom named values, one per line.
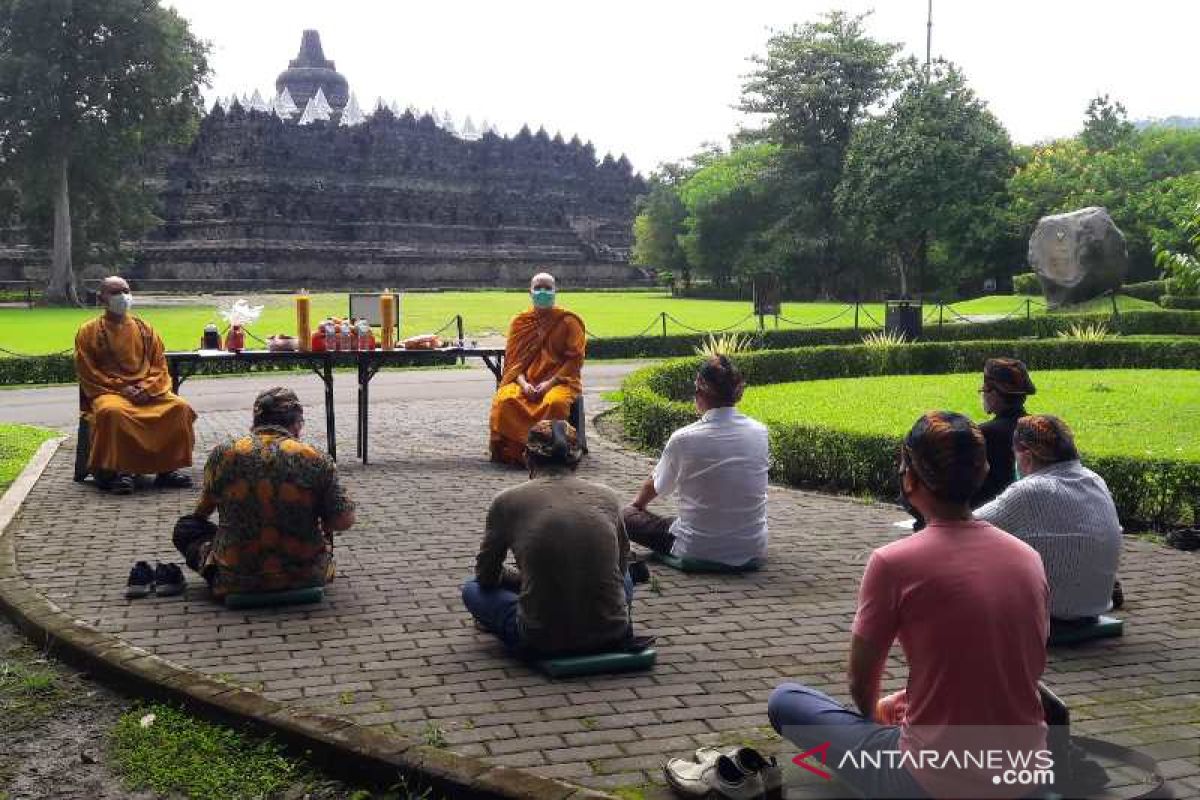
left=461, top=573, right=634, bottom=652
left=768, top=682, right=927, bottom=799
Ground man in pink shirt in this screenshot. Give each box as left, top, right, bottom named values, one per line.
left=768, top=411, right=1050, bottom=798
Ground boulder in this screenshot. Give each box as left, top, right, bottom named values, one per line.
left=1028, top=207, right=1128, bottom=307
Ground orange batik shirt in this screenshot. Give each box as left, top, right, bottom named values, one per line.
left=488, top=307, right=586, bottom=464
left=199, top=427, right=354, bottom=598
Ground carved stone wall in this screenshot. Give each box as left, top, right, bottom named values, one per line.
left=129, top=105, right=648, bottom=288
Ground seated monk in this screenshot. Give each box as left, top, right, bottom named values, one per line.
left=488, top=272, right=585, bottom=465
left=74, top=276, right=196, bottom=494
left=173, top=388, right=355, bottom=601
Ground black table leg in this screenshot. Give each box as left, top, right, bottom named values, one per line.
left=322, top=357, right=336, bottom=462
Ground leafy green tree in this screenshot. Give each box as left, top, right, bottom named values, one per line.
left=738, top=11, right=900, bottom=293
left=632, top=168, right=692, bottom=287
left=0, top=0, right=209, bottom=304
left=676, top=143, right=781, bottom=286
left=1081, top=94, right=1137, bottom=152
left=836, top=59, right=1015, bottom=296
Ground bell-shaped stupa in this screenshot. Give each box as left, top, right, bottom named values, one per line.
left=275, top=29, right=349, bottom=111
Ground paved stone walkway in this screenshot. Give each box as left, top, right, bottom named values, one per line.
left=6, top=391, right=1199, bottom=797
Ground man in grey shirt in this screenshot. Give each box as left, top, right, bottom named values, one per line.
left=463, top=420, right=634, bottom=656
left=975, top=414, right=1122, bottom=620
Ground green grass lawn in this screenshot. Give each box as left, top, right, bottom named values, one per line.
left=0, top=291, right=1160, bottom=356
left=739, top=369, right=1200, bottom=462
left=0, top=424, right=56, bottom=491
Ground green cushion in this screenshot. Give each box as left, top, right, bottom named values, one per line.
left=537, top=648, right=657, bottom=678
left=650, top=552, right=762, bottom=573
left=224, top=586, right=324, bottom=609
left=1049, top=615, right=1123, bottom=646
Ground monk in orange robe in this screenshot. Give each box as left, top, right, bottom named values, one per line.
left=489, top=273, right=585, bottom=465
left=74, top=276, right=197, bottom=494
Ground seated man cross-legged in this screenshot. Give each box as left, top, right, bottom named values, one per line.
left=463, top=420, right=637, bottom=657
left=975, top=414, right=1122, bottom=622
left=173, top=387, right=355, bottom=602
left=768, top=412, right=1049, bottom=799
left=74, top=275, right=196, bottom=494
left=624, top=354, right=769, bottom=568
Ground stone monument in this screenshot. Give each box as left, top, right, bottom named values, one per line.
left=1028, top=206, right=1128, bottom=307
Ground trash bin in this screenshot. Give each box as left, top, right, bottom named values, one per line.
left=885, top=300, right=923, bottom=340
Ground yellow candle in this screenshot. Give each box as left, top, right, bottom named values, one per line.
left=380, top=290, right=395, bottom=350
left=296, top=290, right=311, bottom=352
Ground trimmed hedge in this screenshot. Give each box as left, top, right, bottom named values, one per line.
left=1122, top=280, right=1169, bottom=302
left=621, top=339, right=1200, bottom=528
left=1162, top=295, right=1200, bottom=310
left=0, top=352, right=454, bottom=387
left=1013, top=273, right=1041, bottom=295
left=588, top=309, right=1200, bottom=360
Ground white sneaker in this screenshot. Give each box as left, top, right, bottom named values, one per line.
left=664, top=753, right=765, bottom=799
left=694, top=746, right=782, bottom=796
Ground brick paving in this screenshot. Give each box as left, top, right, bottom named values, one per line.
left=6, top=390, right=1199, bottom=797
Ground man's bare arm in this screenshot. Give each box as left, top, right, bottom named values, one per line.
left=848, top=634, right=889, bottom=720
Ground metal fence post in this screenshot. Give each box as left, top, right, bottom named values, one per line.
left=853, top=302, right=860, bottom=333
left=660, top=311, right=667, bottom=339
left=938, top=303, right=944, bottom=328
left=456, top=314, right=465, bottom=364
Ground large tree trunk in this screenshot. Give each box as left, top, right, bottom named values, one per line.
left=46, top=155, right=80, bottom=306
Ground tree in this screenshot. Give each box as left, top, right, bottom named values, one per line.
left=738, top=11, right=900, bottom=293
left=0, top=0, right=209, bottom=304
left=632, top=163, right=693, bottom=287
left=1081, top=94, right=1136, bottom=152
left=836, top=59, right=1015, bottom=296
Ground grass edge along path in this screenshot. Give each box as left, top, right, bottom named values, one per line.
left=0, top=425, right=55, bottom=492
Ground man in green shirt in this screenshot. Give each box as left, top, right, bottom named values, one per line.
left=463, top=420, right=634, bottom=656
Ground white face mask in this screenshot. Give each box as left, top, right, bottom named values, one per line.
left=106, top=291, right=133, bottom=316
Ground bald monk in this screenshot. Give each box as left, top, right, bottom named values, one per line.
left=488, top=273, right=585, bottom=465
left=74, top=277, right=196, bottom=494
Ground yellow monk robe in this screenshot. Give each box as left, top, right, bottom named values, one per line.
left=74, top=315, right=197, bottom=474
left=488, top=307, right=585, bottom=464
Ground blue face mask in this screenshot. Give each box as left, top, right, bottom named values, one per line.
left=531, top=288, right=556, bottom=309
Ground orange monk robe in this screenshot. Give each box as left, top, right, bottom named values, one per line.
left=74, top=316, right=197, bottom=475
left=488, top=307, right=585, bottom=464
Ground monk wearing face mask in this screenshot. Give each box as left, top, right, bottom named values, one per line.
left=487, top=272, right=586, bottom=465
left=74, top=276, right=197, bottom=495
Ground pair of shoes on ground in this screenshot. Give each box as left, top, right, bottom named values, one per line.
left=665, top=745, right=781, bottom=799
left=126, top=561, right=186, bottom=599
left=96, top=471, right=193, bottom=495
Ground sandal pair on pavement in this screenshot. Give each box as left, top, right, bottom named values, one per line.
left=126, top=561, right=186, bottom=599
left=665, top=745, right=782, bottom=799
left=96, top=471, right=192, bottom=495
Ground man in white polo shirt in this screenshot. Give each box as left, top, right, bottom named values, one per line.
left=623, top=354, right=769, bottom=567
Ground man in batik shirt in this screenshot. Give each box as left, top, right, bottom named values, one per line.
left=173, top=387, right=355, bottom=600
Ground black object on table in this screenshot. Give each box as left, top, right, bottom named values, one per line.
left=355, top=347, right=505, bottom=464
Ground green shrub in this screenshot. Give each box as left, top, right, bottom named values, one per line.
left=588, top=309, right=1200, bottom=360
left=621, top=339, right=1200, bottom=527
left=1012, top=273, right=1041, bottom=295
left=1161, top=295, right=1200, bottom=309
left=1122, top=279, right=1169, bottom=302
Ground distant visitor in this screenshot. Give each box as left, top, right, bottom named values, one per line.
left=488, top=272, right=585, bottom=465
left=74, top=276, right=196, bottom=495
left=173, top=388, right=355, bottom=601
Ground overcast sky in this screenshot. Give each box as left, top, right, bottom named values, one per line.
left=166, top=0, right=1198, bottom=174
